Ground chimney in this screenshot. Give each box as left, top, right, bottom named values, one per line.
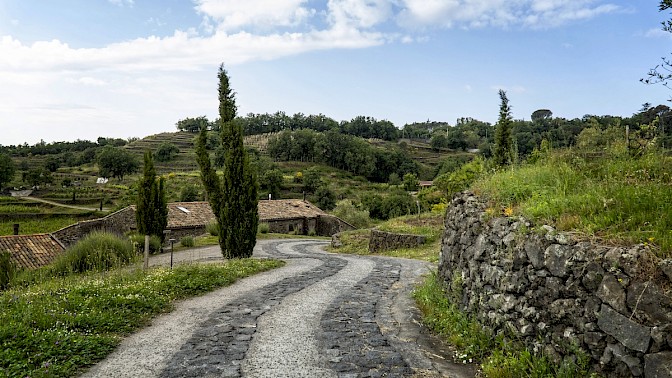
left=13, top=223, right=19, bottom=235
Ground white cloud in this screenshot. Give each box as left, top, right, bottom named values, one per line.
left=327, top=0, right=393, bottom=29
left=397, top=0, right=620, bottom=29
left=194, top=0, right=314, bottom=32
left=646, top=28, right=672, bottom=39
left=108, top=0, right=134, bottom=7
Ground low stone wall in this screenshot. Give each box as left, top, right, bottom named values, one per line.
left=439, top=192, right=672, bottom=377
left=53, top=207, right=136, bottom=246
left=316, top=215, right=355, bottom=237
left=368, top=229, right=426, bottom=252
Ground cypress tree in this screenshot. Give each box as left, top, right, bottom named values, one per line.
left=136, top=150, right=167, bottom=267
left=196, top=64, right=259, bottom=259
left=493, top=89, right=515, bottom=167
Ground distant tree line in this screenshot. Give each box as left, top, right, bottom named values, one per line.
left=177, top=112, right=401, bottom=141
left=267, top=129, right=418, bottom=182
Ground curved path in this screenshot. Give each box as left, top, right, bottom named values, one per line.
left=82, top=239, right=476, bottom=378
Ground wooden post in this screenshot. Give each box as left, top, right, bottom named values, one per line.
left=144, top=234, right=149, bottom=270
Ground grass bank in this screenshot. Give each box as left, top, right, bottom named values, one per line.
left=473, top=148, right=672, bottom=257
left=414, top=273, right=595, bottom=378
left=328, top=212, right=444, bottom=262
left=0, top=259, right=283, bottom=377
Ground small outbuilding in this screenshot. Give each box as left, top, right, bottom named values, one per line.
left=0, top=234, right=66, bottom=270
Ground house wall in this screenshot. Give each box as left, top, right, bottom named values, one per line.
left=52, top=207, right=136, bottom=246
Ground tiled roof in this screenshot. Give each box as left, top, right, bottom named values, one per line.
left=165, top=199, right=327, bottom=228
left=259, top=199, right=326, bottom=221
left=0, top=234, right=66, bottom=270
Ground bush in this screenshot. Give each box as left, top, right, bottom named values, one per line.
left=206, top=220, right=220, bottom=236
left=51, top=231, right=136, bottom=275
left=258, top=223, right=269, bottom=234
left=128, top=233, right=162, bottom=254
left=180, top=236, right=195, bottom=247
left=332, top=200, right=370, bottom=228
left=315, top=185, right=336, bottom=210
left=179, top=184, right=202, bottom=202
left=0, top=251, right=17, bottom=290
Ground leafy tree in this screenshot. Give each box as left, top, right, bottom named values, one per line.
left=196, top=64, right=259, bottom=259
left=24, top=167, right=52, bottom=187
left=403, top=173, right=419, bottom=191
left=179, top=184, right=202, bottom=202
left=44, top=156, right=60, bottom=172
left=261, top=169, right=283, bottom=199
left=493, top=90, right=515, bottom=167
left=154, top=142, right=179, bottom=162
left=531, top=109, right=553, bottom=122
left=97, top=146, right=139, bottom=180
left=136, top=151, right=168, bottom=269
left=381, top=191, right=414, bottom=219
left=314, top=184, right=336, bottom=210
left=176, top=116, right=210, bottom=133
left=430, top=134, right=449, bottom=151
left=302, top=166, right=322, bottom=193
left=643, top=1, right=672, bottom=92
left=0, top=153, right=16, bottom=189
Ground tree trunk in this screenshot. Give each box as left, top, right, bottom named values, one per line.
left=144, top=234, right=149, bottom=270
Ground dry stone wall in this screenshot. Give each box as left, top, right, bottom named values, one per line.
left=439, top=192, right=672, bottom=377
left=368, top=229, right=426, bottom=252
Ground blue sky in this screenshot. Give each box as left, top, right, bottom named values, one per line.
left=0, top=0, right=670, bottom=145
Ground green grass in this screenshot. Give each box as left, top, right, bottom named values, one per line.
left=0, top=205, right=43, bottom=214
left=0, top=259, right=284, bottom=377
left=327, top=213, right=444, bottom=262
left=413, top=273, right=595, bottom=377
left=473, top=149, right=672, bottom=257
left=0, top=217, right=78, bottom=236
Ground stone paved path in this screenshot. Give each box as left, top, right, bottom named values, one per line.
left=82, top=239, right=476, bottom=378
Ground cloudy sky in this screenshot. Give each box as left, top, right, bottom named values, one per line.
left=0, top=0, right=670, bottom=145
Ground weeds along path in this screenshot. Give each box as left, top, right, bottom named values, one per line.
left=82, top=239, right=475, bottom=378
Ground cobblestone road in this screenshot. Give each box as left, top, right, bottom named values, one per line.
left=83, top=239, right=476, bottom=378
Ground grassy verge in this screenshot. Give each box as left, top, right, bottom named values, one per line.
left=473, top=149, right=672, bottom=257
left=0, top=259, right=284, bottom=377
left=327, top=213, right=444, bottom=262
left=413, top=273, right=595, bottom=377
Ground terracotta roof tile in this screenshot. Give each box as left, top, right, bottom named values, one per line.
left=0, top=234, right=66, bottom=270
left=164, top=199, right=326, bottom=228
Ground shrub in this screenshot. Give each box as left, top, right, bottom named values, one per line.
left=128, top=233, right=162, bottom=254
left=180, top=236, right=195, bottom=247
left=179, top=184, right=202, bottom=202
left=0, top=251, right=16, bottom=290
left=52, top=231, right=136, bottom=275
left=258, top=223, right=269, bottom=234
left=206, top=220, right=220, bottom=236
left=332, top=200, right=370, bottom=228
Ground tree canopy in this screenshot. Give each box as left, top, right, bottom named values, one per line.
left=96, top=146, right=139, bottom=180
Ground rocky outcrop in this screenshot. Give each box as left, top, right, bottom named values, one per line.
left=439, top=192, right=672, bottom=377
left=369, top=229, right=426, bottom=252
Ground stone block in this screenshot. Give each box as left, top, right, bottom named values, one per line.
left=597, top=304, right=651, bottom=353
left=544, top=244, right=572, bottom=277
left=597, top=274, right=627, bottom=313
left=644, top=352, right=672, bottom=378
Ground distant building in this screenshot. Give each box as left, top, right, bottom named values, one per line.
left=0, top=234, right=65, bottom=270
left=52, top=199, right=354, bottom=247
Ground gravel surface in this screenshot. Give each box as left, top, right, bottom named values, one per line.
left=81, top=239, right=476, bottom=378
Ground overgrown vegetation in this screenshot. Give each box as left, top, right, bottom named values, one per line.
left=414, top=273, right=595, bottom=377
left=473, top=144, right=672, bottom=256
left=0, top=259, right=283, bottom=377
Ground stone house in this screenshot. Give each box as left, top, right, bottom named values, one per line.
left=52, top=199, right=354, bottom=247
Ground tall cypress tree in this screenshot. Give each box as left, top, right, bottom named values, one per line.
left=196, top=64, right=259, bottom=259
left=493, top=89, right=515, bottom=167
left=136, top=150, right=167, bottom=268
